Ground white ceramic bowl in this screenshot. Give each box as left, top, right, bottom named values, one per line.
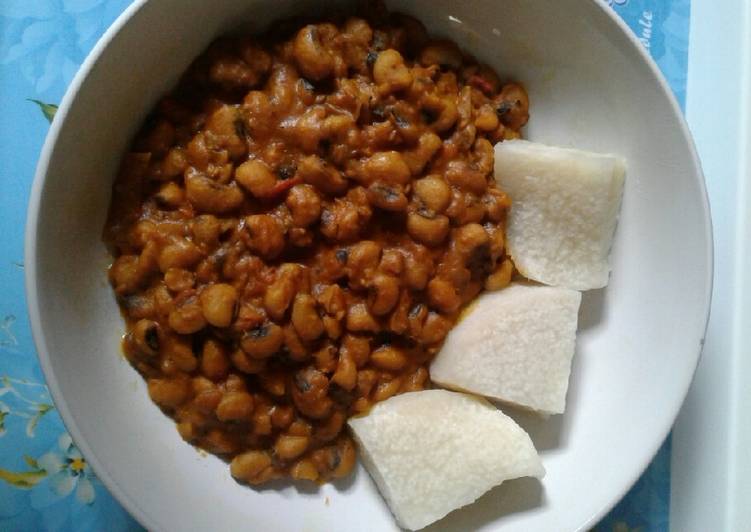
left=25, top=0, right=712, bottom=530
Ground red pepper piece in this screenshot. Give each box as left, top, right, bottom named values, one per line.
left=468, top=75, right=494, bottom=96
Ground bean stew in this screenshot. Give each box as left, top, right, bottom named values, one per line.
left=105, top=4, right=528, bottom=485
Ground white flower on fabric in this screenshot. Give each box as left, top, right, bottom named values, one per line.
left=0, top=0, right=132, bottom=93
left=37, top=432, right=96, bottom=504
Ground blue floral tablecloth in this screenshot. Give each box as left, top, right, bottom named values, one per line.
left=0, top=1, right=689, bottom=530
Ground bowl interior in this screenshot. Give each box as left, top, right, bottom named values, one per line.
left=26, top=0, right=711, bottom=530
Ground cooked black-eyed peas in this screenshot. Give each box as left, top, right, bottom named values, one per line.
left=107, top=4, right=527, bottom=486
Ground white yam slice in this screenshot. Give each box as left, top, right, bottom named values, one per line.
left=348, top=389, right=544, bottom=530
left=430, top=283, right=581, bottom=415
left=494, top=139, right=626, bottom=290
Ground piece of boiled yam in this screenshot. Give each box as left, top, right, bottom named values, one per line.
left=430, top=283, right=581, bottom=415
left=494, top=139, right=625, bottom=290
left=348, top=389, right=543, bottom=531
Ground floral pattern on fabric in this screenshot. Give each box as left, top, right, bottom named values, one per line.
left=1, top=0, right=133, bottom=93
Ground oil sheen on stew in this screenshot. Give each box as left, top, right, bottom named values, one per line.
left=104, top=5, right=529, bottom=485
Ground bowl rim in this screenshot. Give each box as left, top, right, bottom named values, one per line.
left=24, top=1, right=714, bottom=530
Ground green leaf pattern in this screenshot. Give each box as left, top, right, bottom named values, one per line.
left=28, top=99, right=58, bottom=123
